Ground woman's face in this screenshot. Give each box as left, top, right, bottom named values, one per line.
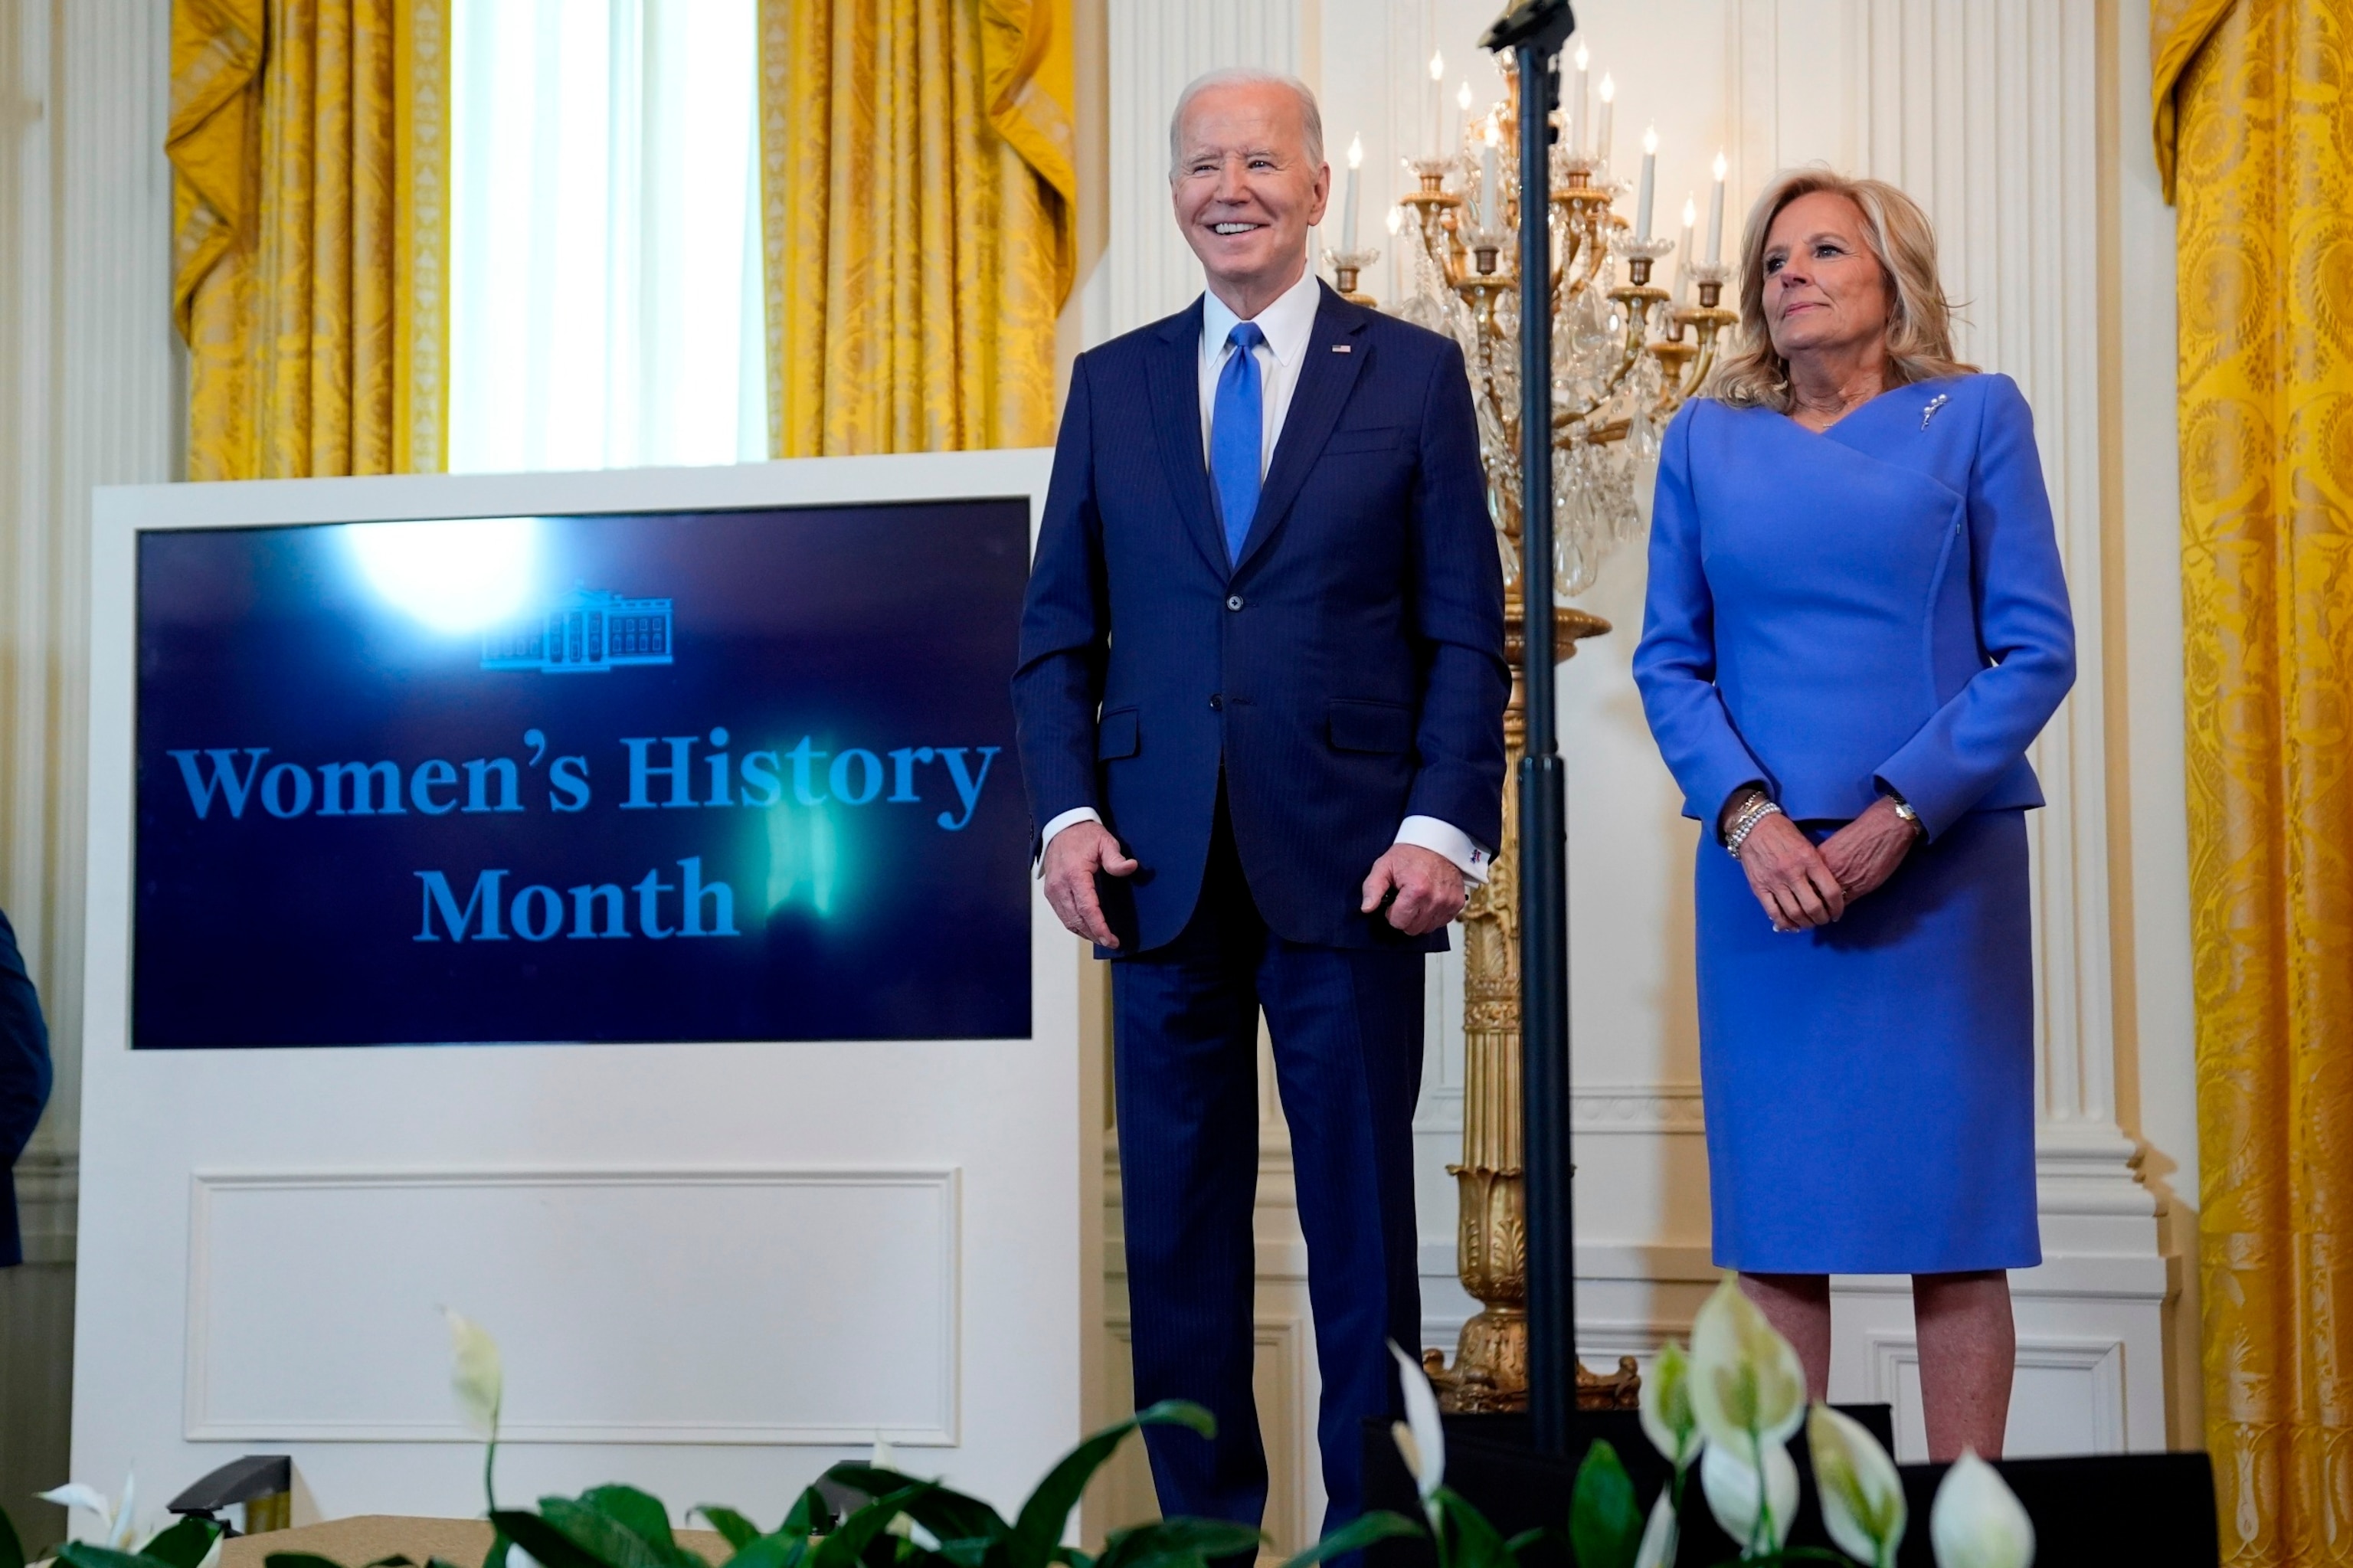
left=1759, top=190, right=1892, bottom=367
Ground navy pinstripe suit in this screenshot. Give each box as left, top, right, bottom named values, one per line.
left=1013, top=283, right=1507, bottom=1534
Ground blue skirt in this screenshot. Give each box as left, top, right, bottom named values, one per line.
left=1694, top=808, right=2040, bottom=1275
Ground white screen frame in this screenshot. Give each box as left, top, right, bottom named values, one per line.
left=75, top=450, right=1090, bottom=1523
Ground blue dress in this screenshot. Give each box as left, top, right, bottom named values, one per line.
left=1631, top=375, right=2075, bottom=1274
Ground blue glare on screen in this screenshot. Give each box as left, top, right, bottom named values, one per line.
left=345, top=516, right=541, bottom=633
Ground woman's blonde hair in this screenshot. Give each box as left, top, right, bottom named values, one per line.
left=1707, top=167, right=1975, bottom=411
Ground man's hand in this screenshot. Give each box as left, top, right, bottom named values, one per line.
left=1819, top=796, right=1922, bottom=903
left=1041, top=820, right=1140, bottom=948
left=1360, top=843, right=1467, bottom=937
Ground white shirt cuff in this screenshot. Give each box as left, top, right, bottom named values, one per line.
left=1395, top=815, right=1491, bottom=885
left=1036, top=807, right=1104, bottom=876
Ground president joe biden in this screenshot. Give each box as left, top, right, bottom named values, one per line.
left=1013, top=68, right=1507, bottom=1535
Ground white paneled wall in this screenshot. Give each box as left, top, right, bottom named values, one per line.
left=1087, top=0, right=2181, bottom=1529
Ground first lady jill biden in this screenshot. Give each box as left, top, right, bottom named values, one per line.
left=1632, top=169, right=2074, bottom=1460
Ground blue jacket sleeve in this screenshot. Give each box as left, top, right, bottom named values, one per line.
left=1631, top=404, right=1769, bottom=830
left=0, top=907, right=51, bottom=1268
left=1402, top=338, right=1511, bottom=847
left=1011, top=353, right=1110, bottom=850
left=1874, top=375, right=2076, bottom=836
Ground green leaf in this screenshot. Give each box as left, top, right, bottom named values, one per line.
left=493, top=1511, right=620, bottom=1568
left=540, top=1498, right=694, bottom=1568
left=1431, top=1489, right=1518, bottom=1568
left=60, top=1547, right=158, bottom=1568
left=808, top=1488, right=939, bottom=1568
left=483, top=1534, right=513, bottom=1568
left=1007, top=1403, right=1216, bottom=1568
left=1094, top=1518, right=1266, bottom=1568
left=930, top=1540, right=997, bottom=1568
left=1568, top=1442, right=1642, bottom=1568
left=580, top=1489, right=680, bottom=1555
left=718, top=1531, right=811, bottom=1568
left=0, top=1506, right=24, bottom=1568
left=362, top=1556, right=420, bottom=1567
left=822, top=1470, right=1004, bottom=1549
left=781, top=1489, right=836, bottom=1540
left=141, top=1521, right=224, bottom=1568
left=695, top=1511, right=763, bottom=1553
left=1274, top=1513, right=1423, bottom=1568
left=262, top=1556, right=346, bottom=1568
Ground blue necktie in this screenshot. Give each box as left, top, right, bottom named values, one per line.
left=1210, top=321, right=1267, bottom=565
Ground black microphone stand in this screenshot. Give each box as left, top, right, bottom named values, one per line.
left=1478, top=0, right=1579, bottom=1457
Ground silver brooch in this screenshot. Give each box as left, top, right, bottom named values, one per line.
left=1920, top=393, right=1949, bottom=430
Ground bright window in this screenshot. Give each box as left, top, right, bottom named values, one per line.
left=448, top=0, right=764, bottom=473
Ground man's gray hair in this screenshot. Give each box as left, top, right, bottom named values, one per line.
left=1167, top=67, right=1324, bottom=178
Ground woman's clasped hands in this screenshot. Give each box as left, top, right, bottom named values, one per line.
left=1728, top=792, right=1924, bottom=933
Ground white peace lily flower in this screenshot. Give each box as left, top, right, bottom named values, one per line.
left=1687, top=1275, right=1808, bottom=1451
left=1387, top=1340, right=1445, bottom=1519
left=1808, top=1403, right=1906, bottom=1568
left=1929, top=1452, right=2035, bottom=1568
left=1700, top=1440, right=1798, bottom=1557
left=1632, top=1491, right=1679, bottom=1568
left=443, top=1308, right=503, bottom=1438
left=39, top=1474, right=139, bottom=1550
left=1640, top=1340, right=1703, bottom=1471
left=871, top=1435, right=897, bottom=1468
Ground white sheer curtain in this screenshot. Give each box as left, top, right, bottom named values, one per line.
left=448, top=0, right=764, bottom=473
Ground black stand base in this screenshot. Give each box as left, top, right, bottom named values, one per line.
left=1363, top=1412, right=2220, bottom=1568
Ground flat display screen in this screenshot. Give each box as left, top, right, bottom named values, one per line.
left=133, top=500, right=1032, bottom=1048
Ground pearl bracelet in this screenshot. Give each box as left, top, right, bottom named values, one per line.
left=1724, top=796, right=1784, bottom=859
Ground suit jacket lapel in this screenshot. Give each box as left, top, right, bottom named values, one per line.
left=1144, top=300, right=1231, bottom=580
left=1234, top=285, right=1366, bottom=579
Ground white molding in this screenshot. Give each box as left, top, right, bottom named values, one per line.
left=1867, top=1331, right=2127, bottom=1455
left=183, top=1167, right=963, bottom=1445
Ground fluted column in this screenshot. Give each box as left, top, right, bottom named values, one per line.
left=0, top=0, right=176, bottom=1527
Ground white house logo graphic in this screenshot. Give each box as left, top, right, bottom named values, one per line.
left=483, top=586, right=674, bottom=673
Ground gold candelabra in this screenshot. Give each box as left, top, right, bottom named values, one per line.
left=1379, top=61, right=1736, bottom=1415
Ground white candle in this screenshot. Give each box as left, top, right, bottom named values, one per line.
left=1677, top=196, right=1697, bottom=302
left=1595, top=74, right=1615, bottom=165
left=1707, top=149, right=1728, bottom=264
left=1343, top=136, right=1363, bottom=249
left=1428, top=51, right=1445, bottom=155
left=1479, top=121, right=1500, bottom=229
left=1569, top=42, right=1589, bottom=157
left=1635, top=126, right=1658, bottom=239
left=1455, top=80, right=1472, bottom=155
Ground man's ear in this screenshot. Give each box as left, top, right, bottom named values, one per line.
left=1307, top=162, right=1332, bottom=228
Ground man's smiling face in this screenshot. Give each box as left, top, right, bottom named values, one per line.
left=1170, top=80, right=1329, bottom=315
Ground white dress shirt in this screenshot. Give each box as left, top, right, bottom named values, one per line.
left=1041, top=266, right=1492, bottom=886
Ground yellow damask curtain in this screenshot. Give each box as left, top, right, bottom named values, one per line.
left=169, top=0, right=450, bottom=481
left=758, top=0, right=1075, bottom=458
left=2155, top=1, right=2353, bottom=1561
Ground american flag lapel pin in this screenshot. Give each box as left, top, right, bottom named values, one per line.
left=1332, top=343, right=1352, bottom=352
left=1920, top=393, right=1949, bottom=430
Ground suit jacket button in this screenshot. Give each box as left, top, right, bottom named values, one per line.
left=1226, top=594, right=1244, bottom=611
left=1208, top=693, right=1223, bottom=710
